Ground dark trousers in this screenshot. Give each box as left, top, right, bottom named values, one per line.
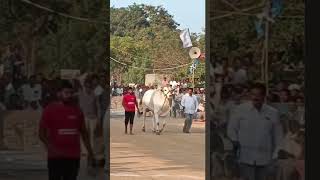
left=48, top=159, right=80, bottom=180
left=239, top=163, right=270, bottom=180
left=183, top=113, right=193, bottom=133
left=125, top=111, right=135, bottom=125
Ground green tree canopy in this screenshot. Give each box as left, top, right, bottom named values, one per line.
left=111, top=4, right=205, bottom=85
left=1, top=0, right=107, bottom=77
left=210, top=0, right=304, bottom=83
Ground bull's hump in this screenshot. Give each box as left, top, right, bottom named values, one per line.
left=146, top=90, right=170, bottom=114
left=141, top=89, right=156, bottom=109
left=142, top=89, right=167, bottom=111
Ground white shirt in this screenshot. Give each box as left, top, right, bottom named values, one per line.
left=232, top=68, right=247, bottom=84
left=227, top=102, right=283, bottom=165
left=214, top=65, right=224, bottom=74
left=5, top=83, right=14, bottom=91
left=181, top=94, right=199, bottom=114
left=199, top=103, right=205, bottom=112
left=94, top=85, right=104, bottom=96
left=183, top=83, right=188, bottom=88
left=22, top=83, right=42, bottom=102
left=116, top=88, right=121, bottom=94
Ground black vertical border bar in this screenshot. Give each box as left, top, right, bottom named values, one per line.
left=205, top=0, right=211, bottom=179
left=105, top=0, right=110, bottom=179
left=305, top=0, right=309, bottom=179
left=305, top=0, right=319, bottom=179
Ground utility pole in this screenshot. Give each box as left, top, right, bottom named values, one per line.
left=192, top=63, right=195, bottom=90
left=264, top=0, right=271, bottom=97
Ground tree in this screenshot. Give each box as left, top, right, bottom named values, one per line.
left=1, top=0, right=107, bottom=76
left=210, top=0, right=304, bottom=83
left=110, top=4, right=205, bottom=85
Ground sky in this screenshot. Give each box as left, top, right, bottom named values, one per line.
left=110, top=0, right=205, bottom=34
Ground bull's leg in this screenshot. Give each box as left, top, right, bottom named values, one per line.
left=160, top=116, right=167, bottom=133
left=142, top=108, right=147, bottom=132
left=151, top=115, right=156, bottom=133
left=154, top=114, right=161, bottom=135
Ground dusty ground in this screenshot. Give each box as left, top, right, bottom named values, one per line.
left=0, top=106, right=205, bottom=180
left=110, top=115, right=205, bottom=180
left=0, top=111, right=104, bottom=180
left=0, top=149, right=105, bottom=180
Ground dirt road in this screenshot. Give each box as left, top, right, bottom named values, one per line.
left=110, top=115, right=205, bottom=180
left=0, top=110, right=205, bottom=180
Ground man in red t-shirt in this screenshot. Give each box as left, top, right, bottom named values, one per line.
left=122, top=87, right=139, bottom=135
left=39, top=80, right=94, bottom=180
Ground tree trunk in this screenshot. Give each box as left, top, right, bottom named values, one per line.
left=23, top=36, right=35, bottom=77
left=30, top=38, right=36, bottom=76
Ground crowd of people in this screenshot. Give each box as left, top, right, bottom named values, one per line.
left=118, top=76, right=206, bottom=135
left=0, top=73, right=109, bottom=111
left=111, top=77, right=206, bottom=121
left=0, top=70, right=108, bottom=178
left=1, top=45, right=304, bottom=179
left=213, top=56, right=304, bottom=104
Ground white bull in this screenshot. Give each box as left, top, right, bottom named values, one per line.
left=140, top=87, right=173, bottom=135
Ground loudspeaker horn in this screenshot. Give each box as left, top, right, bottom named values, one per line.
left=189, top=47, right=201, bottom=59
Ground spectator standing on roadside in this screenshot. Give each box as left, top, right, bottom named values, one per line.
left=39, top=80, right=95, bottom=180
left=227, top=83, right=283, bottom=180
left=21, top=75, right=42, bottom=110
left=78, top=79, right=100, bottom=168
left=91, top=74, right=107, bottom=166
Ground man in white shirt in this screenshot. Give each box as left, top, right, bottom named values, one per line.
left=21, top=75, right=42, bottom=110
left=175, top=89, right=184, bottom=117
left=231, top=61, right=248, bottom=85
left=139, top=88, right=143, bottom=98
left=116, top=87, right=121, bottom=96
left=181, top=88, right=199, bottom=133
left=227, top=83, right=283, bottom=180
left=91, top=75, right=107, bottom=166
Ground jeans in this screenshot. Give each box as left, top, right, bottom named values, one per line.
left=183, top=113, right=194, bottom=133
left=239, top=163, right=272, bottom=180
left=171, top=105, right=177, bottom=118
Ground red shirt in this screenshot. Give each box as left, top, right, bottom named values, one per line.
left=40, top=102, right=85, bottom=159
left=123, top=93, right=137, bottom=112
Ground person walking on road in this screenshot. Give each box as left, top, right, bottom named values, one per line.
left=39, top=80, right=94, bottom=180
left=122, top=87, right=139, bottom=135
left=181, top=88, right=199, bottom=133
